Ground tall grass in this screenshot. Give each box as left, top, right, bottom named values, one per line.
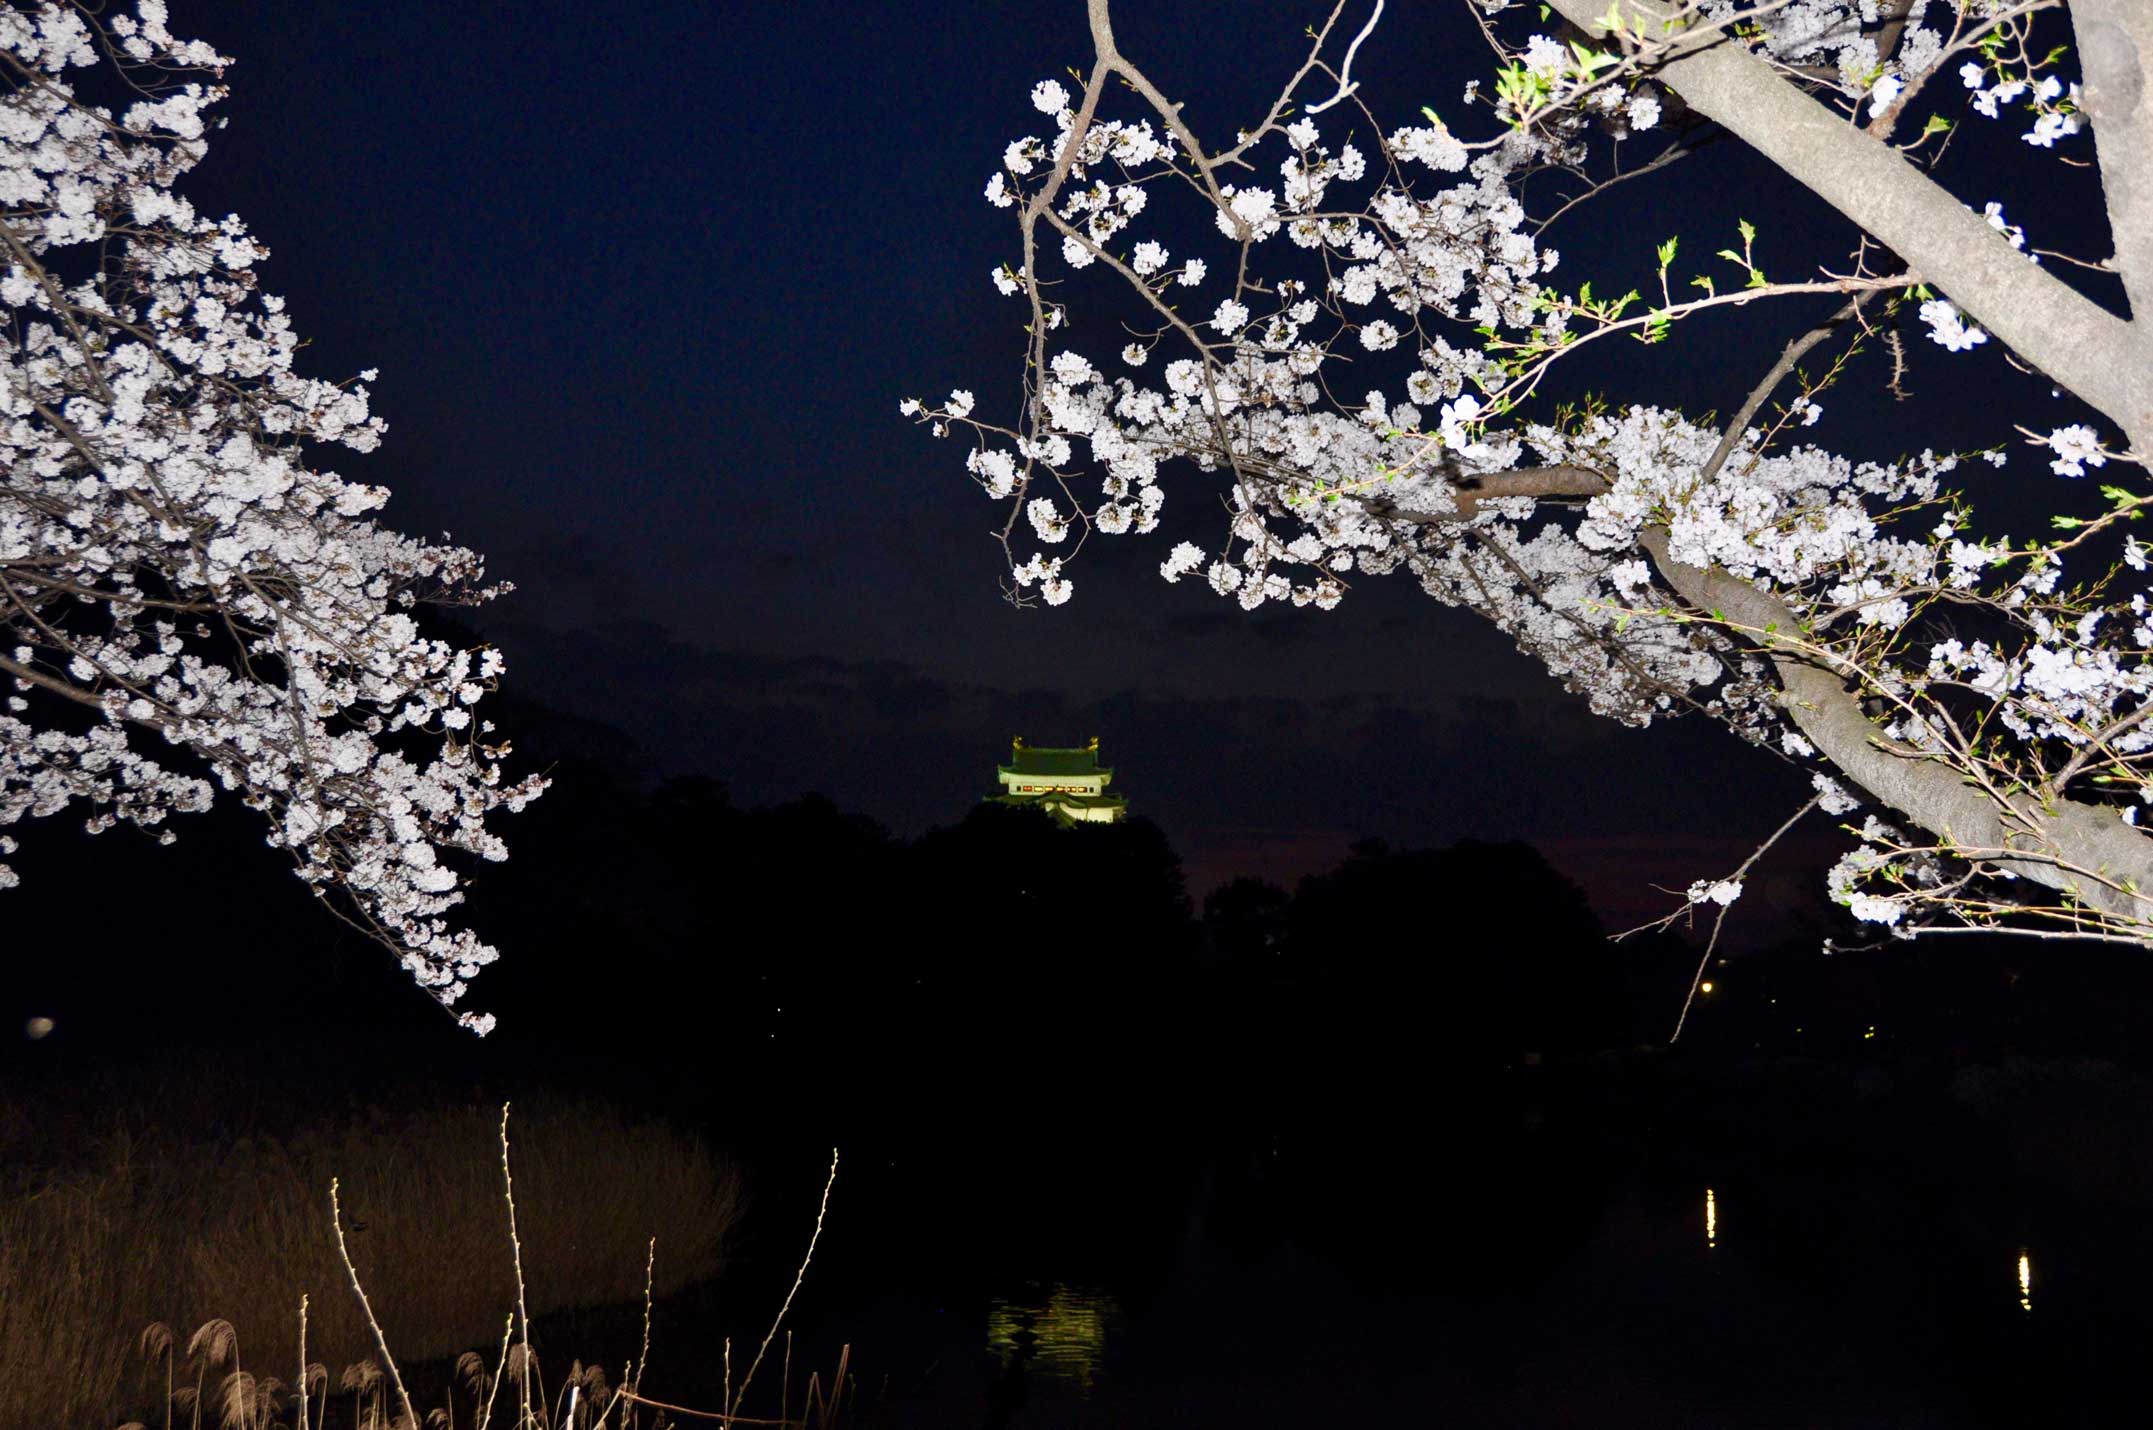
left=0, top=1097, right=741, bottom=1428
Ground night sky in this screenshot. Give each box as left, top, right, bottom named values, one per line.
left=164, top=0, right=2105, bottom=928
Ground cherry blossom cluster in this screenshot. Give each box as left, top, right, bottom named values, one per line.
left=908, top=0, right=2152, bottom=945
left=0, top=2, right=541, bottom=1031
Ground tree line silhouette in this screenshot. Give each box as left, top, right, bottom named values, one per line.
left=17, top=685, right=2153, bottom=1124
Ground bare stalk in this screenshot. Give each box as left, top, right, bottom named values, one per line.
left=726, top=1149, right=839, bottom=1424
left=295, top=1297, right=308, bottom=1430
left=329, top=1180, right=419, bottom=1430
left=498, top=1104, right=536, bottom=1427
left=634, top=1237, right=656, bottom=1397
left=475, top=1313, right=513, bottom=1430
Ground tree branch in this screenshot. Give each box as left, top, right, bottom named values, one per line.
left=1364, top=462, right=1610, bottom=522
left=1697, top=292, right=1872, bottom=486
left=0, top=651, right=108, bottom=711
left=1636, top=526, right=2153, bottom=926
left=1544, top=0, right=2153, bottom=451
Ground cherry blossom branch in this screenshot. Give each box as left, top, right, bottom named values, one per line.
left=1363, top=462, right=1612, bottom=522
left=1863, top=0, right=2059, bottom=141
left=1644, top=795, right=1821, bottom=1042
left=1636, top=525, right=2153, bottom=927
left=1488, top=270, right=1910, bottom=406
left=1544, top=0, right=2152, bottom=453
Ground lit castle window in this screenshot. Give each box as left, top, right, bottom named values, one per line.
left=988, top=736, right=1128, bottom=825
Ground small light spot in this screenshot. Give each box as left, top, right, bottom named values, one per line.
left=23, top=1016, right=53, bottom=1040
left=1699, top=980, right=1714, bottom=994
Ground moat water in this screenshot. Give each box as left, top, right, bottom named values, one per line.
left=580, top=1049, right=2153, bottom=1429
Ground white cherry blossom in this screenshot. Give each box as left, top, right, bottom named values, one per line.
left=0, top=3, right=542, bottom=1032
left=908, top=0, right=2153, bottom=950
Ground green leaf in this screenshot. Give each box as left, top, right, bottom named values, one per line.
left=1737, top=218, right=1757, bottom=245
left=1657, top=236, right=1678, bottom=267
left=2052, top=516, right=2085, bottom=529
left=1569, top=41, right=1618, bottom=73
left=1716, top=248, right=1744, bottom=265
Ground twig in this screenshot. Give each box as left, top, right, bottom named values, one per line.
left=1535, top=127, right=1725, bottom=234
left=1669, top=796, right=1822, bottom=1042
left=613, top=1390, right=796, bottom=1426
left=1306, top=0, right=1383, bottom=113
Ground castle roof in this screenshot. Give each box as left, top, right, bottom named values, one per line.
left=1000, top=737, right=1111, bottom=778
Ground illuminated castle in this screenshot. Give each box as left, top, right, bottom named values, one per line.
left=989, top=736, right=1128, bottom=825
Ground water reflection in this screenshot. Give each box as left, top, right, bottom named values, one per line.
left=1705, top=1187, right=1717, bottom=1249
left=986, top=1284, right=1120, bottom=1392
left=2019, top=1250, right=2033, bottom=1313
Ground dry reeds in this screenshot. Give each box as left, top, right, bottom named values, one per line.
left=0, top=1097, right=741, bottom=1429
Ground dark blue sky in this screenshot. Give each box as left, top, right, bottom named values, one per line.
left=176, top=1, right=2107, bottom=922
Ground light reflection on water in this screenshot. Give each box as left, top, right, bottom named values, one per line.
left=2019, top=1249, right=2034, bottom=1313
left=986, top=1284, right=1120, bottom=1393
left=1705, top=1186, right=1717, bottom=1249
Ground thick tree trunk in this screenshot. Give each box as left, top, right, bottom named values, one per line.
left=2072, top=0, right=2153, bottom=325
